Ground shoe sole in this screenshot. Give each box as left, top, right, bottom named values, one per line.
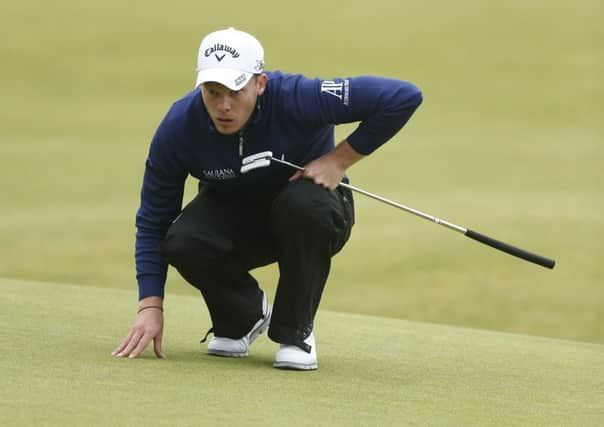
left=208, top=349, right=249, bottom=357
left=273, top=361, right=318, bottom=371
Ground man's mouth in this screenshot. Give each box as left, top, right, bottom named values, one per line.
left=216, top=117, right=234, bottom=125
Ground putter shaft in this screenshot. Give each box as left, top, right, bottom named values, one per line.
left=271, top=156, right=465, bottom=232
left=270, top=156, right=555, bottom=269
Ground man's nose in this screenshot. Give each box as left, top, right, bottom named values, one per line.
left=219, top=95, right=232, bottom=111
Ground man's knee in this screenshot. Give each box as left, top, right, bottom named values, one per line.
left=271, top=180, right=329, bottom=229
left=270, top=180, right=350, bottom=241
left=160, top=224, right=234, bottom=268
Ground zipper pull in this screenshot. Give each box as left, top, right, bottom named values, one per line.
left=238, top=133, right=244, bottom=157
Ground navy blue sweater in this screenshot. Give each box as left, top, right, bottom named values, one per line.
left=136, top=71, right=422, bottom=299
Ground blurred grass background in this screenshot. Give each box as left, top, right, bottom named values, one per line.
left=1, top=0, right=602, bottom=342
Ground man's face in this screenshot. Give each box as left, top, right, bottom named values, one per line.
left=201, top=74, right=267, bottom=135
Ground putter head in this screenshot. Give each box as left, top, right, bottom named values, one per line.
left=241, top=151, right=273, bottom=174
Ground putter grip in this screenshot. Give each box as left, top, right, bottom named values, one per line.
left=465, top=229, right=556, bottom=269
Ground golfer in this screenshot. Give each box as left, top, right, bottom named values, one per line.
left=113, top=27, right=422, bottom=370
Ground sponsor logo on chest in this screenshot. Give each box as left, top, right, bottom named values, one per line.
left=202, top=168, right=237, bottom=180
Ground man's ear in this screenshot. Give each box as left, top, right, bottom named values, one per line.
left=256, top=73, right=268, bottom=96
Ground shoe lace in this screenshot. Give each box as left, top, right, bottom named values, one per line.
left=199, top=327, right=214, bottom=344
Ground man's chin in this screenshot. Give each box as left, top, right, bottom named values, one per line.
left=214, top=121, right=241, bottom=135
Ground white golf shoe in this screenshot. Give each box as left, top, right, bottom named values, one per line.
left=273, top=332, right=318, bottom=370
left=207, top=292, right=271, bottom=357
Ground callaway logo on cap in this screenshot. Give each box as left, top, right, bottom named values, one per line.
left=195, top=27, right=265, bottom=91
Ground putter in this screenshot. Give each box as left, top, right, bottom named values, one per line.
left=241, top=151, right=556, bottom=269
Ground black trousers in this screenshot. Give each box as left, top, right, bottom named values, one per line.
left=160, top=179, right=354, bottom=349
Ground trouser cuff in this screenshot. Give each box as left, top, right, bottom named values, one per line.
left=268, top=323, right=313, bottom=353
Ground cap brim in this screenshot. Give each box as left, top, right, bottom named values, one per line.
left=196, top=68, right=253, bottom=91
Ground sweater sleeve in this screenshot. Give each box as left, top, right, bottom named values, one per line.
left=135, top=117, right=187, bottom=300
left=291, top=75, right=423, bottom=155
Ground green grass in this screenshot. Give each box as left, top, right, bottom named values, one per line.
left=2, top=2, right=602, bottom=424
left=0, top=6, right=603, bottom=423
left=2, top=278, right=603, bottom=426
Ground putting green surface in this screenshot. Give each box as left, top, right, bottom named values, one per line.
left=2, top=277, right=602, bottom=426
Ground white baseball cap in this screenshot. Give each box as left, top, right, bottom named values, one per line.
left=195, top=27, right=265, bottom=91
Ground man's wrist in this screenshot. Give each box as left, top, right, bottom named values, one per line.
left=333, top=140, right=364, bottom=170
left=137, top=305, right=163, bottom=314
left=138, top=295, right=163, bottom=309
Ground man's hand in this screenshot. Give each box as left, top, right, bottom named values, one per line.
left=289, top=140, right=364, bottom=190
left=112, top=296, right=165, bottom=359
